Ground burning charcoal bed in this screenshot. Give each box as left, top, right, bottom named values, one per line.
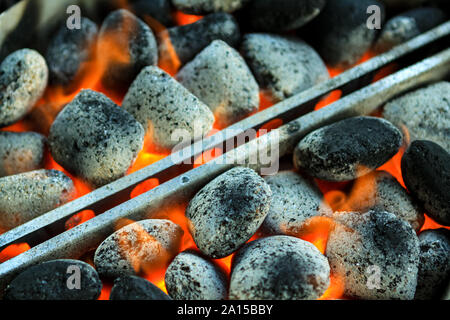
left=0, top=0, right=449, bottom=303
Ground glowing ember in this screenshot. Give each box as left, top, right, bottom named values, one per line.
left=173, top=11, right=203, bottom=26
left=0, top=243, right=30, bottom=263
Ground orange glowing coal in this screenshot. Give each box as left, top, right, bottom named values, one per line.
left=173, top=11, right=203, bottom=26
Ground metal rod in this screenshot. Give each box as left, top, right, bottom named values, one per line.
left=1, top=21, right=449, bottom=250
left=0, top=48, right=449, bottom=293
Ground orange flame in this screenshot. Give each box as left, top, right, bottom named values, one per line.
left=173, top=11, right=203, bottom=26
left=0, top=243, right=30, bottom=263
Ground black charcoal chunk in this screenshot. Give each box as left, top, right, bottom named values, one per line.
left=0, top=131, right=46, bottom=177
left=346, top=170, right=424, bottom=232
left=177, top=40, right=259, bottom=128
left=122, top=66, right=214, bottom=151
left=229, top=236, right=330, bottom=300
left=4, top=259, right=101, bottom=300
left=48, top=89, right=144, bottom=188
left=294, top=116, right=403, bottom=182
left=46, top=17, right=98, bottom=86
left=326, top=210, right=420, bottom=300
left=383, top=82, right=450, bottom=151
left=186, top=167, right=272, bottom=259
left=0, top=170, right=75, bottom=230
left=0, top=49, right=48, bottom=127
left=160, top=13, right=240, bottom=65
left=246, top=0, right=326, bottom=32
left=374, top=7, right=446, bottom=53
left=98, top=9, right=158, bottom=92
left=109, top=275, right=172, bottom=300
left=173, top=0, right=250, bottom=14
left=401, top=140, right=450, bottom=226
left=415, top=229, right=450, bottom=300
left=131, top=0, right=173, bottom=26
left=305, top=0, right=385, bottom=68
left=94, top=219, right=184, bottom=279
left=261, top=171, right=332, bottom=236
left=165, top=250, right=228, bottom=300
left=241, top=33, right=329, bottom=101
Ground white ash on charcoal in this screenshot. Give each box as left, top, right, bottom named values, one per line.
left=45, top=17, right=98, bottom=87
left=345, top=170, right=424, bottom=232
left=240, top=33, right=329, bottom=102
left=0, top=169, right=75, bottom=230
left=165, top=250, right=228, bottom=300
left=177, top=40, right=259, bottom=128
left=130, top=0, right=174, bottom=26
left=415, top=229, right=450, bottom=300
left=4, top=259, right=101, bottom=300
left=159, top=13, right=240, bottom=65
left=0, top=131, right=46, bottom=177
left=172, top=0, right=250, bottom=14
left=294, top=116, right=403, bottom=182
left=109, top=275, right=172, bottom=300
left=98, top=9, right=158, bottom=92
left=374, top=7, right=447, bottom=53
left=229, top=236, right=330, bottom=300
left=383, top=81, right=450, bottom=151
left=401, top=140, right=450, bottom=226
left=303, top=0, right=385, bottom=68
left=245, top=0, right=326, bottom=32
left=48, top=89, right=145, bottom=188
left=0, top=49, right=48, bottom=127
left=94, top=219, right=183, bottom=279
left=122, top=66, right=214, bottom=151
left=186, top=167, right=272, bottom=259
left=326, top=210, right=420, bottom=300
left=261, top=171, right=332, bottom=236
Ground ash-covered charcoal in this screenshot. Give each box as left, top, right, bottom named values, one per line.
left=98, top=9, right=158, bottom=92
left=261, top=171, right=332, bottom=236
left=173, top=0, right=251, bottom=14
left=246, top=0, right=326, bottom=32
left=294, top=116, right=403, bottom=182
left=0, top=131, right=46, bottom=177
left=346, top=171, right=424, bottom=232
left=0, top=49, right=48, bottom=127
left=186, top=167, right=272, bottom=259
left=110, top=275, right=172, bottom=300
left=4, top=259, right=101, bottom=300
left=131, top=0, right=174, bottom=26
left=122, top=66, right=214, bottom=151
left=401, top=140, right=450, bottom=226
left=383, top=82, right=450, bottom=151
left=160, top=13, right=240, bottom=65
left=165, top=250, right=228, bottom=300
left=229, top=236, right=330, bottom=300
left=374, top=7, right=447, bottom=53
left=415, top=229, right=450, bottom=300
left=0, top=169, right=75, bottom=230
left=46, top=17, right=98, bottom=87
left=94, top=219, right=183, bottom=279
left=241, top=33, right=329, bottom=102
left=304, top=0, right=385, bottom=68
left=48, top=89, right=144, bottom=188
left=177, top=40, right=259, bottom=128
left=326, top=210, right=420, bottom=300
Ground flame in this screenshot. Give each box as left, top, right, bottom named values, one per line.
left=65, top=210, right=96, bottom=230
left=0, top=243, right=30, bottom=263
left=319, top=274, right=346, bottom=300
left=315, top=90, right=342, bottom=111
left=173, top=11, right=203, bottom=26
